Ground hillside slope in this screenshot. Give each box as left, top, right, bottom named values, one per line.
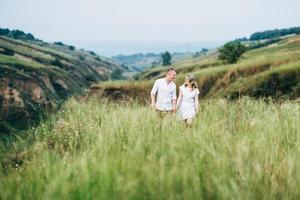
left=85, top=35, right=300, bottom=102
left=0, top=34, right=122, bottom=133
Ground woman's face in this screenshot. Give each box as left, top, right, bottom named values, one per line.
left=184, top=77, right=190, bottom=86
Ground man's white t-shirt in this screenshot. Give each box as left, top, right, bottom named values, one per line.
left=151, top=78, right=177, bottom=111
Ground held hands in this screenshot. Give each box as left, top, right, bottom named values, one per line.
left=151, top=102, right=177, bottom=113
left=172, top=106, right=177, bottom=113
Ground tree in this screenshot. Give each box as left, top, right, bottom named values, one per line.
left=26, top=33, right=35, bottom=40
left=54, top=41, right=64, bottom=46
left=89, top=51, right=96, bottom=56
left=68, top=45, right=75, bottom=51
left=95, top=57, right=101, bottom=61
left=0, top=28, right=9, bottom=35
left=218, top=41, right=246, bottom=64
left=111, top=68, right=124, bottom=80
left=161, top=51, right=172, bottom=66
left=201, top=48, right=209, bottom=54
left=193, top=48, right=209, bottom=57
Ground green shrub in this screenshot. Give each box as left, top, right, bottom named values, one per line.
left=53, top=41, right=64, bottom=46
left=219, top=41, right=246, bottom=64
left=50, top=58, right=63, bottom=67
left=89, top=51, right=96, bottom=56
left=0, top=48, right=14, bottom=56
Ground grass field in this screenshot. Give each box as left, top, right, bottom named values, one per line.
left=1, top=97, right=300, bottom=199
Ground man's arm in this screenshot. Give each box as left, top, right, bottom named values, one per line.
left=172, top=86, right=177, bottom=112
left=150, top=80, right=158, bottom=109
left=151, top=93, right=156, bottom=108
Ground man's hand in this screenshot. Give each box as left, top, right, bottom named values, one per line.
left=150, top=94, right=156, bottom=110
left=151, top=103, right=156, bottom=110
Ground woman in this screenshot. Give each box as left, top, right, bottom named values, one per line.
left=176, top=74, right=200, bottom=126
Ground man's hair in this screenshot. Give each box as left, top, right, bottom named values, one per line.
left=167, top=67, right=176, bottom=73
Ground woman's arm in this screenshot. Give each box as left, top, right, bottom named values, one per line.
left=176, top=90, right=183, bottom=110
left=195, top=92, right=199, bottom=115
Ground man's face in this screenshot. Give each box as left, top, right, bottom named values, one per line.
left=167, top=70, right=176, bottom=81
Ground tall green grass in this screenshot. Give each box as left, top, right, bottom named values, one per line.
left=1, top=98, right=300, bottom=199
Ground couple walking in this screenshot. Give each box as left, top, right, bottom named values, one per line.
left=150, top=68, right=200, bottom=126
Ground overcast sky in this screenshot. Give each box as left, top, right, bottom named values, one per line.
left=1, top=0, right=299, bottom=42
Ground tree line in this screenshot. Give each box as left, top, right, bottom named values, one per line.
left=0, top=28, right=37, bottom=41
left=249, top=27, right=300, bottom=41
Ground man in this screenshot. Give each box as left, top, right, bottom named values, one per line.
left=150, top=68, right=177, bottom=113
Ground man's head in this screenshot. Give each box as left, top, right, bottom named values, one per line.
left=166, top=67, right=176, bottom=82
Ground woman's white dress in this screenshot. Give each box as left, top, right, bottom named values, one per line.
left=178, top=85, right=200, bottom=120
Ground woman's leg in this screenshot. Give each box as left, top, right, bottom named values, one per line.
left=186, top=118, right=193, bottom=127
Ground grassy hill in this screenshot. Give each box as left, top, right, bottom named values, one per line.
left=0, top=33, right=123, bottom=134
left=86, top=35, right=300, bottom=102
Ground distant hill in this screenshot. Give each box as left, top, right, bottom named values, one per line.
left=69, top=40, right=222, bottom=57
left=85, top=34, right=300, bottom=102
left=0, top=28, right=124, bottom=134
left=112, top=52, right=196, bottom=74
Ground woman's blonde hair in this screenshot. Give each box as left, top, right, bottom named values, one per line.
left=185, top=74, right=198, bottom=89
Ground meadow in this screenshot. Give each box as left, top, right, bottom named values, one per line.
left=1, top=97, right=300, bottom=200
